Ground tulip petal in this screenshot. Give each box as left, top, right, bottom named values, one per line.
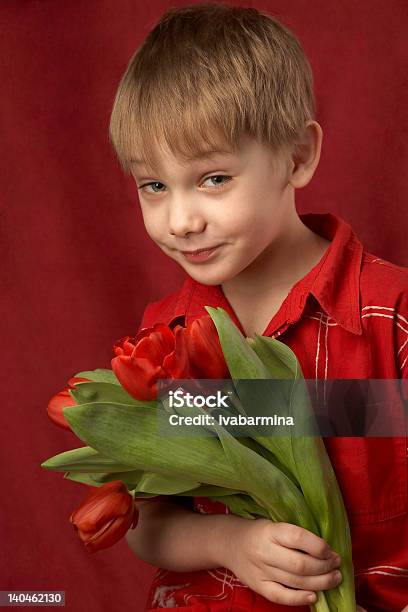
left=163, top=326, right=192, bottom=379
left=134, top=323, right=174, bottom=352
left=47, top=389, right=76, bottom=430
left=135, top=325, right=175, bottom=366
left=187, top=316, right=230, bottom=378
left=134, top=326, right=154, bottom=344
left=71, top=491, right=132, bottom=532
left=47, top=377, right=92, bottom=431
left=112, top=336, right=137, bottom=357
left=111, top=354, right=164, bottom=401
left=151, top=324, right=176, bottom=354
left=112, top=324, right=177, bottom=401
left=84, top=514, right=133, bottom=552
left=134, top=335, right=163, bottom=367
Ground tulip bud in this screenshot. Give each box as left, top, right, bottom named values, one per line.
left=184, top=315, right=230, bottom=379
left=69, top=480, right=138, bottom=553
left=47, top=377, right=90, bottom=430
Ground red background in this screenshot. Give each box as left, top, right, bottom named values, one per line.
left=1, top=1, right=407, bottom=611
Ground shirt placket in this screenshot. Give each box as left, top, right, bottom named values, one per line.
left=263, top=286, right=308, bottom=338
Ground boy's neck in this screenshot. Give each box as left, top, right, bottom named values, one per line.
left=221, top=206, right=330, bottom=302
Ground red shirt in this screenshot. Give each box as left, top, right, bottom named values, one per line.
left=137, top=212, right=408, bottom=611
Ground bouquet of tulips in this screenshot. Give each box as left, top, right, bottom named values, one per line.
left=42, top=306, right=356, bottom=611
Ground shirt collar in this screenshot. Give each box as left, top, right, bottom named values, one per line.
left=287, top=212, right=363, bottom=335
left=165, top=212, right=364, bottom=336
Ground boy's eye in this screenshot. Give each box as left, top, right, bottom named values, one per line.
left=137, top=175, right=232, bottom=194
left=138, top=181, right=165, bottom=194
left=201, top=175, right=232, bottom=189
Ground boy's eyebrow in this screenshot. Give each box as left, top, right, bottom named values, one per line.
left=186, top=149, right=235, bottom=161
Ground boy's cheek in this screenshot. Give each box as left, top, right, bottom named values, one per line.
left=139, top=212, right=162, bottom=241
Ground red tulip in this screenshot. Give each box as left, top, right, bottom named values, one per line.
left=174, top=315, right=230, bottom=379
left=47, top=377, right=90, bottom=430
left=111, top=316, right=230, bottom=402
left=111, top=323, right=190, bottom=401
left=69, top=480, right=138, bottom=553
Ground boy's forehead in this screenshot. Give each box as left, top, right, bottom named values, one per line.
left=130, top=147, right=238, bottom=172
left=130, top=147, right=236, bottom=164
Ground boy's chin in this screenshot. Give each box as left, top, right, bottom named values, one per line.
left=178, top=263, right=227, bottom=286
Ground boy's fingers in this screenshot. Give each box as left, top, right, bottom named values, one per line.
left=273, top=523, right=334, bottom=559
left=262, top=564, right=342, bottom=592
left=264, top=546, right=340, bottom=576
left=261, top=581, right=317, bottom=606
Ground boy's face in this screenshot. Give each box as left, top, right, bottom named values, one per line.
left=130, top=133, right=294, bottom=286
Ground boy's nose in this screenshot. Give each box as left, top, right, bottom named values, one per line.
left=168, top=198, right=206, bottom=237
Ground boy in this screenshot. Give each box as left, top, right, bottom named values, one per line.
left=108, top=3, right=408, bottom=610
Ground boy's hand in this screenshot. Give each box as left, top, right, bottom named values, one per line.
left=222, top=518, right=342, bottom=606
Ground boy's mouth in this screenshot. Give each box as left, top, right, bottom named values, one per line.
left=180, top=244, right=222, bottom=255
left=180, top=245, right=223, bottom=262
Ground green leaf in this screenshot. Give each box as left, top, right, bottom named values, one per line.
left=205, top=408, right=318, bottom=532
left=208, top=493, right=270, bottom=520
left=63, top=469, right=145, bottom=487
left=63, top=401, right=242, bottom=490
left=74, top=368, right=120, bottom=385
left=69, top=381, right=154, bottom=408
left=41, top=445, right=137, bottom=472
left=204, top=306, right=271, bottom=379
left=229, top=378, right=313, bottom=485
left=63, top=472, right=103, bottom=486
left=178, top=485, right=245, bottom=497
left=240, top=434, right=301, bottom=488
left=89, top=469, right=145, bottom=484
left=133, top=472, right=201, bottom=495
left=204, top=307, right=304, bottom=485
left=249, top=334, right=301, bottom=379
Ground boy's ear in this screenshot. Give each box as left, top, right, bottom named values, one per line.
left=288, top=120, right=323, bottom=189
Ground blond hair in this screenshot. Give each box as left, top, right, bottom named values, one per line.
left=109, top=2, right=316, bottom=175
